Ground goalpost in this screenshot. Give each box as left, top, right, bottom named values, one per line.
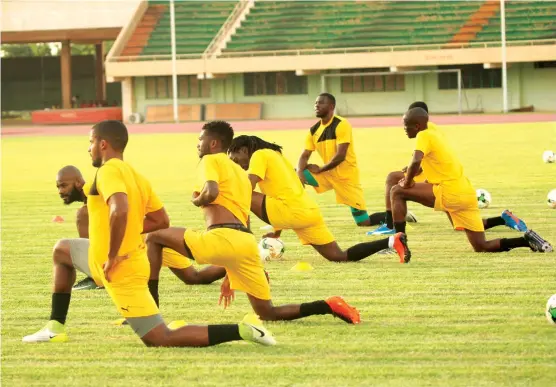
left=320, top=69, right=463, bottom=115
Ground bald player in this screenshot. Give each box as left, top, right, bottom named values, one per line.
left=54, top=165, right=225, bottom=297
left=55, top=165, right=102, bottom=290
left=368, top=101, right=528, bottom=236
left=389, top=107, right=552, bottom=257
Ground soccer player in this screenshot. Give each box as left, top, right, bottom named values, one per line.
left=228, top=135, right=410, bottom=263
left=55, top=166, right=225, bottom=296
left=296, top=93, right=382, bottom=227
left=55, top=165, right=101, bottom=290
left=146, top=121, right=361, bottom=324
left=389, top=107, right=552, bottom=255
left=368, top=101, right=528, bottom=236
left=24, top=120, right=273, bottom=347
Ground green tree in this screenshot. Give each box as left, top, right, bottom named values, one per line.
left=71, top=44, right=95, bottom=56
left=1, top=43, right=53, bottom=57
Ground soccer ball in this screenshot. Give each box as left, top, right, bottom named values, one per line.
left=547, top=189, right=556, bottom=209
left=545, top=294, right=556, bottom=325
left=258, top=237, right=285, bottom=262
left=476, top=189, right=491, bottom=209
left=542, top=150, right=555, bottom=163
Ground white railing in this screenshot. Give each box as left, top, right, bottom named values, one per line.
left=108, top=38, right=556, bottom=62
left=204, top=0, right=253, bottom=57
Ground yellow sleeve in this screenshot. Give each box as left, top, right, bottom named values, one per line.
left=305, top=131, right=316, bottom=151
left=96, top=164, right=127, bottom=203
left=415, top=131, right=431, bottom=156
left=247, top=150, right=268, bottom=180
left=336, top=120, right=352, bottom=145
left=82, top=182, right=91, bottom=198
left=197, top=155, right=220, bottom=188
left=144, top=179, right=163, bottom=213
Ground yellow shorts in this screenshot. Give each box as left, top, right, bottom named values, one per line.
left=184, top=227, right=270, bottom=300
left=90, top=252, right=159, bottom=319
left=162, top=247, right=192, bottom=270
left=265, top=197, right=335, bottom=245
left=433, top=184, right=484, bottom=232
left=307, top=170, right=367, bottom=211
left=405, top=171, right=427, bottom=183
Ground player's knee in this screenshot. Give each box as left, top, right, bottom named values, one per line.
left=386, top=171, right=403, bottom=186
left=52, top=239, right=71, bottom=264
left=390, top=184, right=403, bottom=198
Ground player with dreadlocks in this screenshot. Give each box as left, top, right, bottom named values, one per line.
left=229, top=135, right=410, bottom=264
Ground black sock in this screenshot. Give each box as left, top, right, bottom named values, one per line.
left=369, top=212, right=386, bottom=226
left=148, top=280, right=159, bottom=307
left=50, top=293, right=71, bottom=325
left=300, top=300, right=332, bottom=317
left=386, top=211, right=393, bottom=229
left=394, top=221, right=406, bottom=234
left=499, top=237, right=529, bottom=251
left=207, top=324, right=242, bottom=345
left=484, top=216, right=505, bottom=230
left=346, top=238, right=390, bottom=261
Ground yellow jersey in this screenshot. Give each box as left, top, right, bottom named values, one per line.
left=305, top=115, right=360, bottom=182
left=248, top=149, right=319, bottom=210
left=87, top=158, right=163, bottom=265
left=196, top=153, right=251, bottom=227
left=415, top=127, right=474, bottom=193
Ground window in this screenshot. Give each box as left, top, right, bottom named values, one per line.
left=341, top=73, right=405, bottom=93
left=146, top=76, right=211, bottom=99
left=244, top=72, right=308, bottom=96
left=438, top=65, right=501, bottom=90
left=534, top=61, right=556, bottom=69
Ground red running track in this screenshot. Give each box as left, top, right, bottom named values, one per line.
left=2, top=112, right=554, bottom=137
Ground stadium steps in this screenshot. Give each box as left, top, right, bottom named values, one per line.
left=222, top=1, right=481, bottom=53
left=121, top=1, right=238, bottom=57
left=120, top=4, right=167, bottom=57
left=476, top=1, right=556, bottom=42
left=450, top=0, right=500, bottom=44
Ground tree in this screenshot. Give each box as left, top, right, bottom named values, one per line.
left=1, top=43, right=53, bottom=57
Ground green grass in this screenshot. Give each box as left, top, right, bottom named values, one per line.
left=2, top=122, right=556, bottom=386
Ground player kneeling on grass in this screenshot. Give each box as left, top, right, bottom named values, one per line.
left=368, top=101, right=528, bottom=237
left=388, top=107, right=552, bottom=259
left=55, top=166, right=225, bottom=294
left=24, top=120, right=273, bottom=347
left=146, top=121, right=361, bottom=326
left=228, top=135, right=409, bottom=263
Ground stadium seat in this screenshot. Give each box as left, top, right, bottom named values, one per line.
left=121, top=1, right=238, bottom=57
left=476, top=1, right=556, bottom=42
left=222, top=1, right=482, bottom=53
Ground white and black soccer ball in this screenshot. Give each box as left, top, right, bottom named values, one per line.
left=258, top=237, right=285, bottom=262
left=542, top=150, right=555, bottom=163
left=545, top=294, right=556, bottom=325
left=547, top=189, right=556, bottom=209
left=476, top=189, right=492, bottom=209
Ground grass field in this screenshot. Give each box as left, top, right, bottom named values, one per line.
left=2, top=122, right=556, bottom=386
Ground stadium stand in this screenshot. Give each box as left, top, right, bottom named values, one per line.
left=121, top=1, right=237, bottom=57
left=476, top=1, right=556, bottom=42
left=222, top=1, right=482, bottom=53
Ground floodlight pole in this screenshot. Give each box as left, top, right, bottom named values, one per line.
left=500, top=0, right=508, bottom=113
left=170, top=0, right=179, bottom=123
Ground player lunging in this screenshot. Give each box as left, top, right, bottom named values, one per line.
left=297, top=93, right=415, bottom=228
left=146, top=121, right=361, bottom=324
left=24, top=120, right=273, bottom=347
left=369, top=101, right=528, bottom=236
left=390, top=107, right=552, bottom=257
left=228, top=135, right=409, bottom=263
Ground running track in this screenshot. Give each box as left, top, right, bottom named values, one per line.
left=2, top=112, right=554, bottom=137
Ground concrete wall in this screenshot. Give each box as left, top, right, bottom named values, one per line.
left=131, top=62, right=556, bottom=119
